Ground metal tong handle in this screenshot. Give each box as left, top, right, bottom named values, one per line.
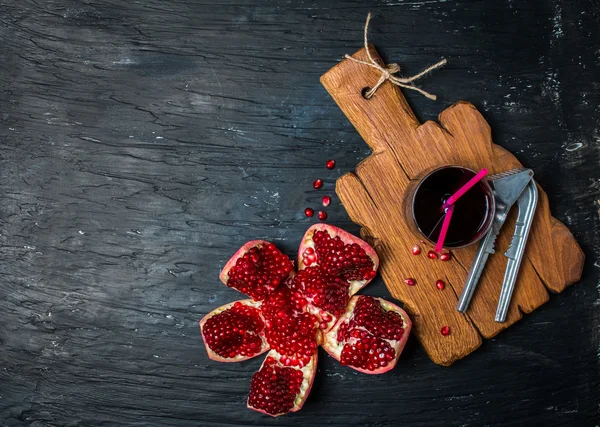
left=456, top=227, right=497, bottom=313
left=495, top=181, right=538, bottom=322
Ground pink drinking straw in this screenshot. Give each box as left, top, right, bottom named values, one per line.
left=442, top=168, right=489, bottom=210
left=436, top=204, right=455, bottom=253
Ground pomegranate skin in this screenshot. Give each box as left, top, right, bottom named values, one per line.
left=199, top=299, right=269, bottom=362
left=298, top=224, right=379, bottom=291
left=247, top=349, right=318, bottom=417
left=219, top=240, right=293, bottom=301
left=322, top=296, right=412, bottom=375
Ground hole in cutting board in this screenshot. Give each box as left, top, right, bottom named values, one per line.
left=361, top=86, right=372, bottom=99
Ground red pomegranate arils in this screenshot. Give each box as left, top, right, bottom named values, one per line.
left=441, top=325, right=451, bottom=336
left=404, top=278, right=416, bottom=286
left=247, top=350, right=317, bottom=417
left=436, top=280, right=445, bottom=290
left=220, top=241, right=294, bottom=301
left=304, top=207, right=314, bottom=217
left=202, top=224, right=412, bottom=416
left=200, top=300, right=269, bottom=362
left=427, top=250, right=438, bottom=259
left=326, top=159, right=335, bottom=170
left=313, top=179, right=323, bottom=189
left=322, top=296, right=411, bottom=374
left=303, top=225, right=377, bottom=284
left=321, top=195, right=331, bottom=207
left=291, top=267, right=350, bottom=319
left=318, top=211, right=327, bottom=221
left=264, top=310, right=319, bottom=368
left=412, top=245, right=421, bottom=255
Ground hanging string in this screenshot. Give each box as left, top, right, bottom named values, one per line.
left=345, top=12, right=447, bottom=100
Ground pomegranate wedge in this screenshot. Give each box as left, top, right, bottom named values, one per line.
left=322, top=295, right=411, bottom=374
left=220, top=240, right=294, bottom=301
left=298, top=224, right=379, bottom=295
left=247, top=349, right=318, bottom=417
left=199, top=300, right=269, bottom=362
left=296, top=224, right=380, bottom=330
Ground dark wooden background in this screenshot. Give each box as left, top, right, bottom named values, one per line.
left=0, top=1, right=598, bottom=426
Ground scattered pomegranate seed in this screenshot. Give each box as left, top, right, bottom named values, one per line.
left=322, top=195, right=331, bottom=207
left=304, top=208, right=314, bottom=217
left=440, top=252, right=451, bottom=261
left=318, top=211, right=327, bottom=221
left=440, top=325, right=451, bottom=336
left=326, top=160, right=336, bottom=170
left=411, top=245, right=421, bottom=255
left=436, top=280, right=445, bottom=290
left=427, top=250, right=438, bottom=259
left=404, top=278, right=416, bottom=286
left=313, top=179, right=323, bottom=189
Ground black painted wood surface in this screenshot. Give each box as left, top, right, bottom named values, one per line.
left=0, top=1, right=598, bottom=426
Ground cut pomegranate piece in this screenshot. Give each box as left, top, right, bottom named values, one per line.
left=201, top=225, right=410, bottom=416
left=298, top=224, right=379, bottom=295
left=296, top=224, right=379, bottom=330
left=220, top=240, right=294, bottom=301
left=199, top=300, right=269, bottom=362
left=322, top=295, right=411, bottom=374
left=247, top=349, right=318, bottom=417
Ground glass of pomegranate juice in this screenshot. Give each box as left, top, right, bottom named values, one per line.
left=406, top=165, right=496, bottom=249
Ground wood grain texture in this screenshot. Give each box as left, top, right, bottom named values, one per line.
left=321, top=46, right=583, bottom=364
left=0, top=0, right=598, bottom=426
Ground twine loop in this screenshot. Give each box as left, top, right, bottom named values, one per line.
left=345, top=13, right=447, bottom=100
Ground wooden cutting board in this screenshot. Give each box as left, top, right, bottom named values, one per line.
left=320, top=46, right=584, bottom=366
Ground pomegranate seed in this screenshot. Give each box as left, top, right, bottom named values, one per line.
left=440, top=325, right=451, bottom=336
left=412, top=245, right=421, bottom=255
left=305, top=207, right=314, bottom=217
left=404, top=278, right=416, bottom=286
left=318, top=211, right=327, bottom=221
left=326, top=159, right=335, bottom=169
left=322, top=195, right=331, bottom=207
left=427, top=250, right=438, bottom=259
left=440, top=252, right=451, bottom=261
left=436, top=280, right=445, bottom=290
left=313, top=179, right=323, bottom=189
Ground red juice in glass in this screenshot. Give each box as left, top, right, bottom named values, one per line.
left=408, top=166, right=495, bottom=249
